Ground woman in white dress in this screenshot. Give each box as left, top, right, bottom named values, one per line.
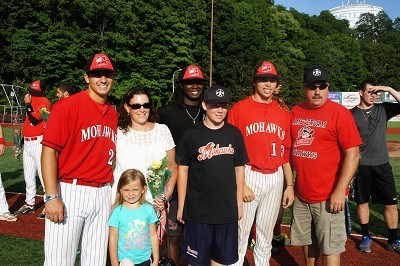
left=112, top=88, right=177, bottom=206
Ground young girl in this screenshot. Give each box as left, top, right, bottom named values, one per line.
left=108, top=169, right=159, bottom=266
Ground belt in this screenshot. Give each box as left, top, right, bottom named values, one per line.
left=60, top=178, right=107, bottom=188
left=24, top=137, right=38, bottom=141
left=250, top=165, right=278, bottom=174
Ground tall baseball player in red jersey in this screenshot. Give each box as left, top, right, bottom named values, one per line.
left=41, top=53, right=117, bottom=265
left=290, top=66, right=361, bottom=265
left=15, top=80, right=51, bottom=219
left=228, top=61, right=295, bottom=265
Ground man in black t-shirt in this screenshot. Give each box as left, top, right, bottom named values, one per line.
left=176, top=85, right=249, bottom=265
left=158, top=65, right=206, bottom=264
left=351, top=80, right=400, bottom=254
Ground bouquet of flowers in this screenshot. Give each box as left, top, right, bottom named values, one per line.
left=12, top=128, right=22, bottom=161
left=40, top=107, right=50, bottom=122
left=146, top=156, right=171, bottom=200
left=146, top=156, right=172, bottom=242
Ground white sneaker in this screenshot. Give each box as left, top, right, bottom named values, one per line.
left=0, top=212, right=18, bottom=222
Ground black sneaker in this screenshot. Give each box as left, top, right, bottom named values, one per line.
left=271, top=246, right=282, bottom=256
left=14, top=204, right=35, bottom=215
left=272, top=232, right=288, bottom=247
left=37, top=208, right=46, bottom=219
left=386, top=239, right=400, bottom=254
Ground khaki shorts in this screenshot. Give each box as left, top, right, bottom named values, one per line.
left=290, top=197, right=346, bottom=255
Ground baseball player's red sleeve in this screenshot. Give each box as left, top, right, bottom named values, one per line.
left=282, top=110, right=291, bottom=163
left=42, top=102, right=69, bottom=151
left=227, top=104, right=239, bottom=127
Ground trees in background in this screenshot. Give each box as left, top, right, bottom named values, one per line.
left=0, top=0, right=399, bottom=108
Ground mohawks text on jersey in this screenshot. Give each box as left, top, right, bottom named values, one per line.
left=81, top=124, right=117, bottom=144
left=245, top=122, right=286, bottom=140
left=291, top=118, right=327, bottom=128
left=197, top=142, right=234, bottom=161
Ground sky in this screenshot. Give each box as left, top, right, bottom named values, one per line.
left=274, top=0, right=400, bottom=20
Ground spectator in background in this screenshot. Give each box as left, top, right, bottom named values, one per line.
left=351, top=81, right=400, bottom=254
left=56, top=82, right=81, bottom=100
left=15, top=80, right=51, bottom=219
left=0, top=124, right=18, bottom=222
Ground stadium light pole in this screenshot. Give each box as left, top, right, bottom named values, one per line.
left=172, top=68, right=182, bottom=93
left=209, top=0, right=214, bottom=87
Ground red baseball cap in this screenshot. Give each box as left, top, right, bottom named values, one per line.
left=28, top=80, right=46, bottom=96
left=254, top=61, right=279, bottom=79
left=178, top=65, right=204, bottom=81
left=85, top=53, right=115, bottom=73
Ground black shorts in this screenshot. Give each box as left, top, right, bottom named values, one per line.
left=354, top=163, right=398, bottom=205
left=166, top=200, right=183, bottom=237
left=182, top=221, right=238, bottom=265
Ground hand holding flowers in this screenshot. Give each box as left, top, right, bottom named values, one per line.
left=147, top=156, right=172, bottom=205
left=40, top=107, right=50, bottom=122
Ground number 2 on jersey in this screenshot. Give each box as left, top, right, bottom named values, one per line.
left=108, top=149, right=114, bottom=165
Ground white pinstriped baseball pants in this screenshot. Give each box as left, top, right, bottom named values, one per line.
left=232, top=165, right=284, bottom=266
left=0, top=173, right=10, bottom=214
left=22, top=136, right=44, bottom=205
left=44, top=182, right=111, bottom=266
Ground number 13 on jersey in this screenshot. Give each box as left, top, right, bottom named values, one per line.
left=270, top=142, right=284, bottom=157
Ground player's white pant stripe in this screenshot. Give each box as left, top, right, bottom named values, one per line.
left=232, top=165, right=284, bottom=266
left=0, top=173, right=10, bottom=213
left=22, top=136, right=44, bottom=205
left=44, top=182, right=111, bottom=266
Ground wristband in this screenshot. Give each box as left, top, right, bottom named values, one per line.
left=0, top=138, right=4, bottom=145
left=44, top=194, right=60, bottom=203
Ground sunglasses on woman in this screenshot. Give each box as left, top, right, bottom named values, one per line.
left=127, top=102, right=151, bottom=110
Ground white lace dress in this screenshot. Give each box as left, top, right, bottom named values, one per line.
left=112, top=123, right=175, bottom=202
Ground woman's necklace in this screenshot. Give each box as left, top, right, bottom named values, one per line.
left=359, top=106, right=374, bottom=122
left=184, top=106, right=200, bottom=124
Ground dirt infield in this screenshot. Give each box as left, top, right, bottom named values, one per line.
left=1, top=193, right=399, bottom=265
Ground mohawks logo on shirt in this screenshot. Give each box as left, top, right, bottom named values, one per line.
left=294, top=126, right=315, bottom=147
left=197, top=142, right=234, bottom=161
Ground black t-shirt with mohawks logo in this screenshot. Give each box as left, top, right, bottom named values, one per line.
left=176, top=122, right=249, bottom=224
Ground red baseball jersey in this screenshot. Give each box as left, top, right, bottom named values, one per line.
left=290, top=99, right=362, bottom=203
left=228, top=96, right=291, bottom=172
left=42, top=91, right=117, bottom=183
left=22, top=96, right=51, bottom=137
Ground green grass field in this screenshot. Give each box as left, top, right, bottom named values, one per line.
left=0, top=126, right=400, bottom=264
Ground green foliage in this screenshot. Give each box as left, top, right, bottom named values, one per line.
left=0, top=1, right=399, bottom=106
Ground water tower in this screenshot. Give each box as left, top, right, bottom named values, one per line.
left=329, top=0, right=384, bottom=28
